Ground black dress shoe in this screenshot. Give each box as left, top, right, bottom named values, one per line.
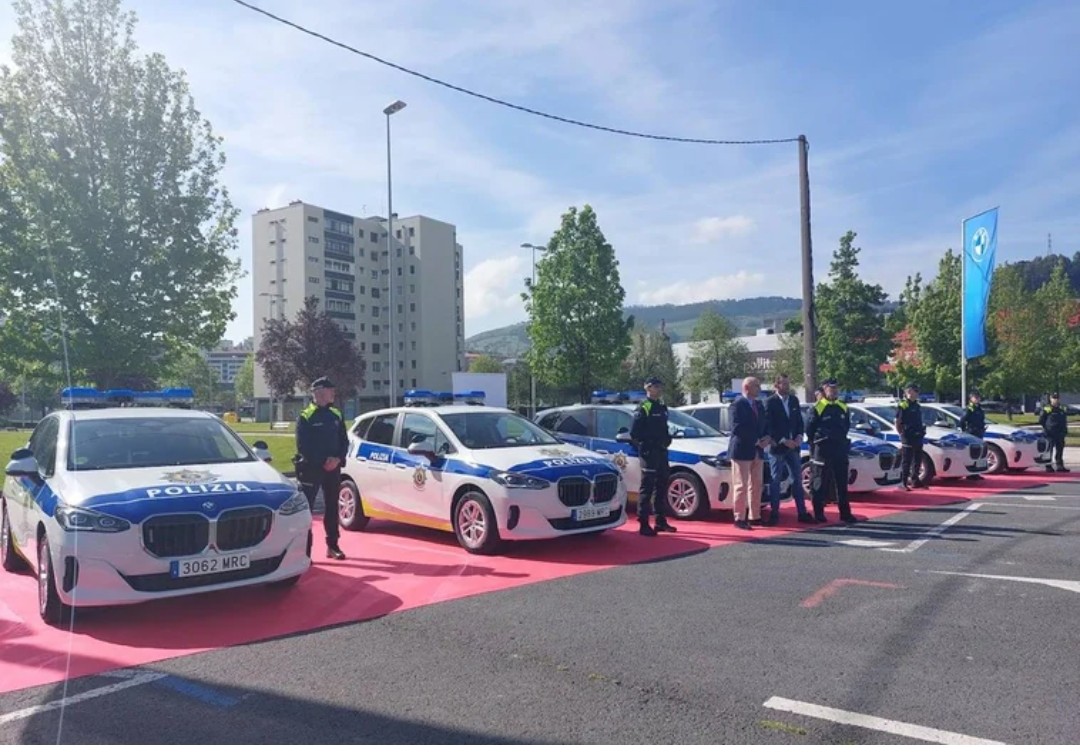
left=1056, top=467, right=1070, bottom=473
left=797, top=513, right=816, bottom=523
left=639, top=523, right=657, bottom=537
left=1046, top=465, right=1055, bottom=473
left=814, top=513, right=828, bottom=523
left=840, top=514, right=858, bottom=524
left=748, top=518, right=763, bottom=526
left=326, top=546, right=346, bottom=560
left=655, top=520, right=678, bottom=533
left=734, top=520, right=752, bottom=530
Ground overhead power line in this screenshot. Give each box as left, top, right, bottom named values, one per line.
left=228, top=0, right=800, bottom=147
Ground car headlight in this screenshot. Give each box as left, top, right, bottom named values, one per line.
left=489, top=471, right=550, bottom=489
left=55, top=505, right=131, bottom=533
left=700, top=455, right=731, bottom=468
left=279, top=490, right=310, bottom=516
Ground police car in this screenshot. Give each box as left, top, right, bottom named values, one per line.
left=678, top=401, right=902, bottom=497
left=537, top=392, right=790, bottom=520
left=851, top=401, right=989, bottom=483
left=337, top=390, right=626, bottom=555
left=919, top=403, right=1052, bottom=474
left=0, top=388, right=312, bottom=627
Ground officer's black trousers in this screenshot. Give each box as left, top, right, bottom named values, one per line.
left=1049, top=436, right=1066, bottom=469
left=811, top=451, right=851, bottom=518
left=901, top=439, right=924, bottom=486
left=638, top=456, right=671, bottom=524
left=300, top=467, right=341, bottom=546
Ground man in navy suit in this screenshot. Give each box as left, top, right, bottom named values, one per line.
left=764, top=373, right=814, bottom=525
left=729, top=376, right=771, bottom=530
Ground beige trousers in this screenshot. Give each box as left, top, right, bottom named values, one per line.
left=731, top=458, right=763, bottom=521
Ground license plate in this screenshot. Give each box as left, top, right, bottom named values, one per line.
left=886, top=470, right=901, bottom=481
left=573, top=505, right=608, bottom=522
left=170, top=553, right=250, bottom=578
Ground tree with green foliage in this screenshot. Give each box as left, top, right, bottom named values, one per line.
left=160, top=346, right=217, bottom=406
left=983, top=265, right=1047, bottom=404
left=0, top=383, right=16, bottom=417
left=468, top=354, right=505, bottom=374
left=525, top=205, right=633, bottom=402
left=909, top=251, right=962, bottom=398
left=1035, top=263, right=1080, bottom=393
left=686, top=311, right=750, bottom=398
left=620, top=326, right=682, bottom=403
left=234, top=354, right=255, bottom=405
left=882, top=274, right=931, bottom=393
left=0, top=0, right=240, bottom=389
left=815, top=231, right=889, bottom=390
left=771, top=333, right=804, bottom=387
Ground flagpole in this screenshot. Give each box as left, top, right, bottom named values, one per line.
left=961, top=218, right=966, bottom=404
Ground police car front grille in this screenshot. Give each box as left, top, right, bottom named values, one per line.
left=143, top=515, right=209, bottom=558
left=592, top=474, right=618, bottom=504
left=121, top=553, right=286, bottom=592
left=216, top=508, right=273, bottom=551
left=969, top=445, right=983, bottom=460
left=878, top=454, right=895, bottom=471
left=557, top=477, right=591, bottom=507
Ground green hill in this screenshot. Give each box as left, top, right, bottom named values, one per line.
left=465, top=296, right=803, bottom=356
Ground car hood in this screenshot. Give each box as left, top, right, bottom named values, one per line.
left=51, top=461, right=299, bottom=523
left=984, top=424, right=1040, bottom=442
left=464, top=444, right=619, bottom=481
left=848, top=433, right=898, bottom=455
left=669, top=437, right=730, bottom=462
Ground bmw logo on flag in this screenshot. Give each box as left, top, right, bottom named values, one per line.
left=971, top=227, right=990, bottom=261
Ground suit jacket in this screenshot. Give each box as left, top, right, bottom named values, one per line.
left=765, top=392, right=804, bottom=454
left=729, top=395, right=766, bottom=461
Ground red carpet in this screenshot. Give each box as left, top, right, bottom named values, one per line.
left=0, top=471, right=1072, bottom=694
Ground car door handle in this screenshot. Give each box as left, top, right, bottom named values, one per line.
left=395, top=463, right=408, bottom=469
left=595, top=450, right=611, bottom=455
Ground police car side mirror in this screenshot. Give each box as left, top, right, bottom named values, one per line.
left=855, top=423, right=875, bottom=435
left=407, top=441, right=438, bottom=461
left=934, top=420, right=951, bottom=429
left=251, top=440, right=273, bottom=463
left=6, top=448, right=41, bottom=480
left=615, top=432, right=632, bottom=443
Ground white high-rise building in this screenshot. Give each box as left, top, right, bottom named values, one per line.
left=252, top=201, right=465, bottom=419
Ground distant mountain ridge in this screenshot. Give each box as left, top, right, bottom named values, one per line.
left=465, top=296, right=803, bottom=357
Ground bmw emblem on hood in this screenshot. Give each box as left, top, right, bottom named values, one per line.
left=202, top=501, right=216, bottom=511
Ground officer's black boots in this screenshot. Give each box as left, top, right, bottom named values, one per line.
left=655, top=520, right=677, bottom=533
left=326, top=545, right=346, bottom=560
left=639, top=522, right=656, bottom=537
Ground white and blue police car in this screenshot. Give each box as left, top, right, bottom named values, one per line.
left=852, top=401, right=989, bottom=483
left=920, top=403, right=1052, bottom=474
left=1, top=388, right=312, bottom=626
left=337, top=390, right=627, bottom=555
left=537, top=391, right=781, bottom=520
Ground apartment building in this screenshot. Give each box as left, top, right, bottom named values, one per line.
left=204, top=340, right=252, bottom=387
left=252, top=201, right=465, bottom=419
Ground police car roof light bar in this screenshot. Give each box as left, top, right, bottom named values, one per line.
left=61, top=386, right=196, bottom=408
left=453, top=390, right=486, bottom=406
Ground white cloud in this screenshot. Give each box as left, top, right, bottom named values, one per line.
left=691, top=215, right=755, bottom=243
left=636, top=271, right=768, bottom=306
left=464, top=256, right=529, bottom=321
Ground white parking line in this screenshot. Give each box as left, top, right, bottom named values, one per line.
left=0, top=671, right=165, bottom=726
left=880, top=502, right=983, bottom=554
left=977, top=501, right=1078, bottom=511
left=929, top=571, right=1080, bottom=594
left=762, top=696, right=1005, bottom=744
left=839, top=539, right=898, bottom=549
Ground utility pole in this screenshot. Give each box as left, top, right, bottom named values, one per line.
left=798, top=135, right=817, bottom=401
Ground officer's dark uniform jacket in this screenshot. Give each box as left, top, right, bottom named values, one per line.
left=1040, top=404, right=1069, bottom=437
left=295, top=403, right=349, bottom=470
left=896, top=399, right=926, bottom=444
left=630, top=398, right=671, bottom=469
left=960, top=403, right=987, bottom=437
left=807, top=398, right=850, bottom=458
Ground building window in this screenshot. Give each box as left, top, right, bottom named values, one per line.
left=308, top=276, right=320, bottom=284
left=308, top=255, right=319, bottom=263
left=409, top=284, right=416, bottom=294
left=411, top=322, right=417, bottom=331
left=411, top=379, right=417, bottom=387
left=409, top=227, right=415, bottom=237
left=372, top=343, right=381, bottom=354
left=398, top=304, right=404, bottom=315
left=395, top=229, right=402, bottom=239
left=307, top=215, right=319, bottom=223
left=411, top=360, right=416, bottom=369
left=399, top=380, right=404, bottom=389
left=371, top=270, right=379, bottom=280
left=409, top=246, right=415, bottom=255
left=372, top=362, right=381, bottom=372
left=409, top=265, right=415, bottom=275
left=359, top=342, right=366, bottom=351
left=411, top=341, right=416, bottom=350
left=370, top=249, right=377, bottom=259
left=410, top=303, right=416, bottom=312
left=396, top=267, right=402, bottom=276
left=372, top=306, right=380, bottom=317
left=399, top=361, right=404, bottom=370
left=308, top=236, right=320, bottom=244
left=325, top=218, right=353, bottom=235
left=371, top=288, right=380, bottom=299
left=373, top=324, right=380, bottom=334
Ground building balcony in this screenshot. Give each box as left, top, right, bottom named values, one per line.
left=326, top=310, right=356, bottom=320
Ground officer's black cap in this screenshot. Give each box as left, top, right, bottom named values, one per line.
left=1050, top=391, right=1060, bottom=399
left=970, top=389, right=981, bottom=398
left=644, top=376, right=663, bottom=387
left=905, top=382, right=919, bottom=391
left=311, top=376, right=335, bottom=390
left=822, top=378, right=838, bottom=387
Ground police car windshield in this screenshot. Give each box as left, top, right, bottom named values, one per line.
left=67, top=416, right=254, bottom=471
left=864, top=405, right=898, bottom=424
left=667, top=409, right=722, bottom=438
left=441, top=412, right=560, bottom=450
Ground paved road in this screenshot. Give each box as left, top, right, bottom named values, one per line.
left=2, top=478, right=1078, bottom=744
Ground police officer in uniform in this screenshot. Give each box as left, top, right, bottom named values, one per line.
left=896, top=383, right=927, bottom=490
left=295, top=376, right=349, bottom=559
left=1039, top=392, right=1069, bottom=472
left=807, top=378, right=857, bottom=524
left=960, top=390, right=987, bottom=439
left=629, top=377, right=676, bottom=537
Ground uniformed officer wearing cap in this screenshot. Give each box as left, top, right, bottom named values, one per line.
left=1039, top=392, right=1069, bottom=472
left=960, top=390, right=987, bottom=439
left=806, top=378, right=857, bottom=524
left=629, top=377, right=677, bottom=537
left=295, top=376, right=349, bottom=559
left=896, top=383, right=927, bottom=490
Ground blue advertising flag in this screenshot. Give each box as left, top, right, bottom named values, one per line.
left=962, top=208, right=998, bottom=359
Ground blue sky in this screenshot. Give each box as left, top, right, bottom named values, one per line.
left=1, top=0, right=1077, bottom=343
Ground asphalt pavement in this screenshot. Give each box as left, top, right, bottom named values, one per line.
left=1, top=476, right=1078, bottom=745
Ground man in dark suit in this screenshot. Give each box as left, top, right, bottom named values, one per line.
left=729, top=376, right=771, bottom=530
left=764, top=373, right=814, bottom=525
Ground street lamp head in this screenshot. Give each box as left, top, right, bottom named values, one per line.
left=384, top=100, right=407, bottom=116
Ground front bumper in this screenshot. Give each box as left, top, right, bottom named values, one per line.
left=493, top=484, right=628, bottom=541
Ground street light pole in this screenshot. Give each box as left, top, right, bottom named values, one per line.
left=520, top=243, right=546, bottom=418
left=384, top=99, right=407, bottom=408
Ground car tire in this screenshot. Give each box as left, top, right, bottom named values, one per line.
left=918, top=452, right=936, bottom=486
left=666, top=471, right=707, bottom=519
left=37, top=534, right=70, bottom=627
left=800, top=461, right=813, bottom=500
left=2, top=503, right=26, bottom=573
left=338, top=479, right=370, bottom=532
left=452, top=490, right=502, bottom=555
left=985, top=443, right=1007, bottom=475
